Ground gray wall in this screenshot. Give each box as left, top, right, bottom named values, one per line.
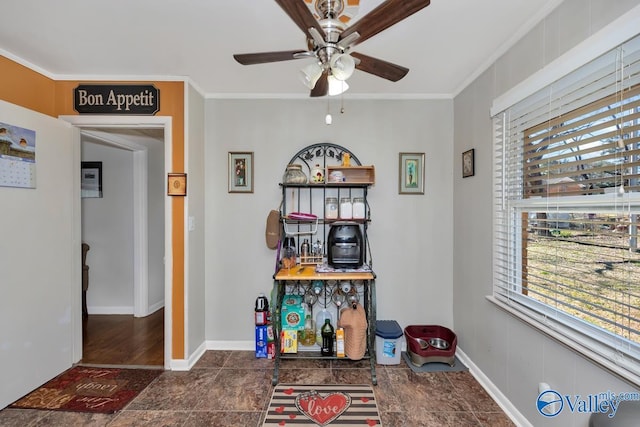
left=81, top=138, right=165, bottom=314
left=204, top=98, right=454, bottom=343
left=187, top=84, right=206, bottom=357
left=453, top=1, right=640, bottom=426
left=82, top=141, right=135, bottom=312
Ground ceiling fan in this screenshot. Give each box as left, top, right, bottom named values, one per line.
left=233, top=0, right=431, bottom=97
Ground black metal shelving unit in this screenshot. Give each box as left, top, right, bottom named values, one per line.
left=271, top=143, right=377, bottom=385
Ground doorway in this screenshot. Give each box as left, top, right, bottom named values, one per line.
left=61, top=115, right=173, bottom=369
left=80, top=127, right=165, bottom=366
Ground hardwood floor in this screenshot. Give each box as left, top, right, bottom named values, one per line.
left=81, top=308, right=164, bottom=366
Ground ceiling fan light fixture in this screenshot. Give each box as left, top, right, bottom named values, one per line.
left=328, top=74, right=349, bottom=96
left=325, top=113, right=333, bottom=125
left=299, top=62, right=323, bottom=89
left=330, top=53, right=355, bottom=81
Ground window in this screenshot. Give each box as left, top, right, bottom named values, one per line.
left=493, top=34, right=640, bottom=383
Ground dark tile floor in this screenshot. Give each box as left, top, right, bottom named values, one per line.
left=0, top=350, right=514, bottom=426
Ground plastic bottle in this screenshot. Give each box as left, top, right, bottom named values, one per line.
left=255, top=293, right=269, bottom=326
left=301, top=314, right=316, bottom=346
left=321, top=319, right=335, bottom=356
left=311, top=280, right=324, bottom=295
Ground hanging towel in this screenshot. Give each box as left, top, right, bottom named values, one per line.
left=338, top=302, right=367, bottom=360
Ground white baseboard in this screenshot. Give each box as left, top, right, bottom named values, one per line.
left=88, top=302, right=164, bottom=316
left=148, top=300, right=164, bottom=314
left=87, top=306, right=134, bottom=315
left=206, top=340, right=254, bottom=351
left=456, top=347, right=532, bottom=427
left=170, top=341, right=207, bottom=371
left=169, top=341, right=251, bottom=371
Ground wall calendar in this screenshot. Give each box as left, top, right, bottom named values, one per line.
left=0, top=122, right=36, bottom=189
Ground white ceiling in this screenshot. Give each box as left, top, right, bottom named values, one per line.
left=1, top=0, right=562, bottom=98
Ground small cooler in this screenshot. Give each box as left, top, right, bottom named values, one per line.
left=375, top=320, right=403, bottom=365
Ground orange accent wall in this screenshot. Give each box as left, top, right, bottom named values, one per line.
left=0, top=56, right=186, bottom=361
left=0, top=56, right=56, bottom=116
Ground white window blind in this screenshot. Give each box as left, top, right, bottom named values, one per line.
left=493, top=33, right=640, bottom=383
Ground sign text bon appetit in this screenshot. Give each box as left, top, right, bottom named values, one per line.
left=74, top=85, right=159, bottom=115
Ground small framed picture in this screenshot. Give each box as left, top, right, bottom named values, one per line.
left=228, top=152, right=254, bottom=193
left=167, top=173, right=187, bottom=196
left=399, top=152, right=425, bottom=194
left=81, top=161, right=103, bottom=198
left=462, top=149, right=475, bottom=178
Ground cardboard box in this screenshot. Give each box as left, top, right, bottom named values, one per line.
left=255, top=325, right=268, bottom=358
left=267, top=342, right=275, bottom=359
left=281, top=294, right=305, bottom=331
left=280, top=329, right=298, bottom=353
left=336, top=328, right=345, bottom=358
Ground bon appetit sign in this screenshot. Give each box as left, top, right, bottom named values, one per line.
left=74, top=84, right=159, bottom=115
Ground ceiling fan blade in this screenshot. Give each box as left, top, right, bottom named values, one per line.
left=310, top=71, right=328, bottom=97
left=233, top=50, right=308, bottom=65
left=339, top=0, right=430, bottom=47
left=274, top=0, right=326, bottom=39
left=351, top=52, right=409, bottom=82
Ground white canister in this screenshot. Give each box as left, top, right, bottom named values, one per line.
left=352, top=197, right=366, bottom=219
left=310, top=164, right=325, bottom=183
left=339, top=197, right=352, bottom=219
left=325, top=197, right=338, bottom=219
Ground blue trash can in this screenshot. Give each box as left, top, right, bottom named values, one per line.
left=375, top=320, right=403, bottom=365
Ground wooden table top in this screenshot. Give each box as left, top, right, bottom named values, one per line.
left=274, top=266, right=375, bottom=281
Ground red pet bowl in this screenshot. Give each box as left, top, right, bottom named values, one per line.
left=404, top=325, right=457, bottom=367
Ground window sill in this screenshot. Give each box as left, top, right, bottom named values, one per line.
left=486, top=295, right=640, bottom=389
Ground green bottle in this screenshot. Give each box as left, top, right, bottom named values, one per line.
left=321, top=319, right=334, bottom=356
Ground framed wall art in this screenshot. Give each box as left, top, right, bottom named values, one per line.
left=167, top=173, right=187, bottom=196
left=228, top=151, right=254, bottom=193
left=462, top=148, right=475, bottom=178
left=81, top=161, right=103, bottom=198
left=399, top=152, right=424, bottom=194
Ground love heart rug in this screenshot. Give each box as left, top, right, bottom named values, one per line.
left=263, top=384, right=381, bottom=427
left=9, top=366, right=162, bottom=414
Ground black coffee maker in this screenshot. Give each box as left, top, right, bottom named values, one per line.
left=327, top=222, right=363, bottom=268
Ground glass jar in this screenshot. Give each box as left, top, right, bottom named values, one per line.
left=352, top=197, right=366, bottom=219
left=325, top=197, right=338, bottom=219
left=339, top=197, right=352, bottom=219
left=282, top=164, right=307, bottom=184
left=281, top=246, right=297, bottom=272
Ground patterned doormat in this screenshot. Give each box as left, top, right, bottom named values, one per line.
left=263, top=384, right=381, bottom=426
left=10, top=366, right=162, bottom=414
